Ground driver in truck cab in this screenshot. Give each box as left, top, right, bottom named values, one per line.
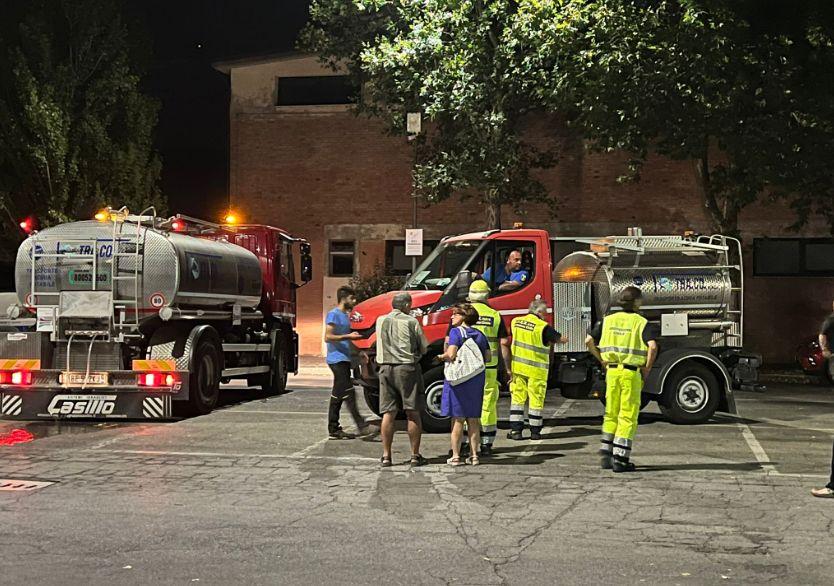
left=482, top=249, right=529, bottom=292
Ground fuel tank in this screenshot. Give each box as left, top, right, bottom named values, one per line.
left=15, top=220, right=262, bottom=313
left=553, top=250, right=731, bottom=321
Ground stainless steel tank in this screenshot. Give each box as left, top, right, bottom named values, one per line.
left=15, top=220, right=262, bottom=312
left=553, top=250, right=731, bottom=322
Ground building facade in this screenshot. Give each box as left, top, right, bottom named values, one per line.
left=216, top=53, right=834, bottom=365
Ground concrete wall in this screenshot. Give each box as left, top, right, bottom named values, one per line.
left=223, top=55, right=834, bottom=364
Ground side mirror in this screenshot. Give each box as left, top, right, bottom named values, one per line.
left=300, top=243, right=313, bottom=283
left=456, top=270, right=472, bottom=300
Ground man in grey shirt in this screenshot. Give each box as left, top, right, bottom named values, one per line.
left=376, top=292, right=429, bottom=467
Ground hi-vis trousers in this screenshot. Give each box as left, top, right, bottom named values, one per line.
left=600, top=365, right=642, bottom=465
left=480, top=368, right=499, bottom=446
left=510, top=373, right=547, bottom=433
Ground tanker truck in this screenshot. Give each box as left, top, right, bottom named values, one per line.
left=0, top=207, right=312, bottom=420
left=351, top=227, right=762, bottom=431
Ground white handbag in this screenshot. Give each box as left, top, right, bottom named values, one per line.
left=444, top=327, right=486, bottom=385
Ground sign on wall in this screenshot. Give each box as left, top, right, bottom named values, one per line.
left=405, top=229, right=424, bottom=256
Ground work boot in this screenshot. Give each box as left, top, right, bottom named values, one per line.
left=479, top=444, right=494, bottom=458
left=530, top=429, right=542, bottom=441
left=600, top=454, right=613, bottom=470
left=507, top=430, right=524, bottom=441
left=613, top=460, right=636, bottom=473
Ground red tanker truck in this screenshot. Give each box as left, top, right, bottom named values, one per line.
left=0, top=206, right=312, bottom=420
left=350, top=227, right=762, bottom=431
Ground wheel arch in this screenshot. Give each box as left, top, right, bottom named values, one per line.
left=654, top=349, right=736, bottom=414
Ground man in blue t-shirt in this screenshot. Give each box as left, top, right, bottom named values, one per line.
left=325, top=286, right=373, bottom=439
left=482, top=249, right=529, bottom=292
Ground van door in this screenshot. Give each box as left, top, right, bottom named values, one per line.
left=484, top=238, right=550, bottom=332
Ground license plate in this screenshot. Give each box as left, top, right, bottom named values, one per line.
left=61, top=372, right=109, bottom=387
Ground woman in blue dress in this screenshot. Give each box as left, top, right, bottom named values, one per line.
left=438, top=303, right=491, bottom=466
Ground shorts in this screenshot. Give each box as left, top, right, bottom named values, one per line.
left=378, top=363, right=424, bottom=413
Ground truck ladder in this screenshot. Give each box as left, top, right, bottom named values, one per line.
left=108, top=209, right=147, bottom=342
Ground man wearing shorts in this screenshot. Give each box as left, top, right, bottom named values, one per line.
left=376, top=292, right=429, bottom=467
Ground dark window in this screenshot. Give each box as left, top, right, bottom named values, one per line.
left=486, top=240, right=536, bottom=297
left=276, top=76, right=356, bottom=106
left=385, top=240, right=440, bottom=275
left=329, top=240, right=355, bottom=277
left=753, top=238, right=834, bottom=276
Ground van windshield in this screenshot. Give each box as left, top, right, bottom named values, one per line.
left=403, top=239, right=486, bottom=291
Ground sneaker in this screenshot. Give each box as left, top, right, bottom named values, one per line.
left=613, top=461, right=636, bottom=473
left=479, top=444, right=494, bottom=457
left=507, top=430, right=524, bottom=441
left=328, top=429, right=355, bottom=440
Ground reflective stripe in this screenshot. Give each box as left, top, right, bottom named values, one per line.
left=599, top=346, right=648, bottom=357
left=511, top=340, right=550, bottom=356
left=512, top=356, right=550, bottom=369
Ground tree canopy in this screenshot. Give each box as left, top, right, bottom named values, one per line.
left=514, top=0, right=834, bottom=234
left=0, top=0, right=163, bottom=252
left=305, top=0, right=834, bottom=235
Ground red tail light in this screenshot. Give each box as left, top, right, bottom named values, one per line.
left=171, top=220, right=186, bottom=232
left=138, top=372, right=178, bottom=388
left=0, top=370, right=33, bottom=385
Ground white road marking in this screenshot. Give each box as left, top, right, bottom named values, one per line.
left=519, top=399, right=576, bottom=457
left=737, top=423, right=778, bottom=474
left=291, top=436, right=331, bottom=457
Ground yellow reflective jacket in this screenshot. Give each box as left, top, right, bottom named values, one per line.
left=511, top=313, right=550, bottom=379
left=599, top=311, right=649, bottom=366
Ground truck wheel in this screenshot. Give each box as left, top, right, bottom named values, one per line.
left=184, top=339, right=221, bottom=416
left=420, top=366, right=450, bottom=433
left=261, top=341, right=287, bottom=395
left=659, top=363, right=720, bottom=424
left=363, top=387, right=381, bottom=417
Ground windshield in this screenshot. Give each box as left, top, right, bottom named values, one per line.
left=404, top=239, right=486, bottom=291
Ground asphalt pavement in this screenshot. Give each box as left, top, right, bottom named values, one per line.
left=1, top=373, right=834, bottom=585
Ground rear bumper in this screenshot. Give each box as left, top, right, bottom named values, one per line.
left=0, top=369, right=189, bottom=420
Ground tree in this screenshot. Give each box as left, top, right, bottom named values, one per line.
left=302, top=0, right=558, bottom=229
left=0, top=0, right=163, bottom=252
left=514, top=0, right=834, bottom=235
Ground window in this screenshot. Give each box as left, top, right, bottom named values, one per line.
left=278, top=241, right=294, bottom=281
left=485, top=240, right=536, bottom=296
left=329, top=240, right=355, bottom=277
left=276, top=76, right=357, bottom=106
left=753, top=238, right=834, bottom=276
left=385, top=240, right=440, bottom=275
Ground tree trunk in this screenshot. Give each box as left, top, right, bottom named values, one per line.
left=695, top=154, right=736, bottom=235
left=485, top=201, right=501, bottom=230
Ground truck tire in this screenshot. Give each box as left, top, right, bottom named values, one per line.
left=183, top=338, right=221, bottom=416
left=420, top=366, right=450, bottom=433
left=598, top=393, right=652, bottom=411
left=363, top=387, right=381, bottom=417
left=658, top=363, right=720, bottom=424
left=261, top=333, right=288, bottom=395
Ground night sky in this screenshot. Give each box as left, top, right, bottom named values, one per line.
left=137, top=0, right=310, bottom=220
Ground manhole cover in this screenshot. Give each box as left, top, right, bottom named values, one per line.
left=0, top=479, right=55, bottom=492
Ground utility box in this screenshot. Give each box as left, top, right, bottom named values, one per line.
left=661, top=313, right=689, bottom=337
